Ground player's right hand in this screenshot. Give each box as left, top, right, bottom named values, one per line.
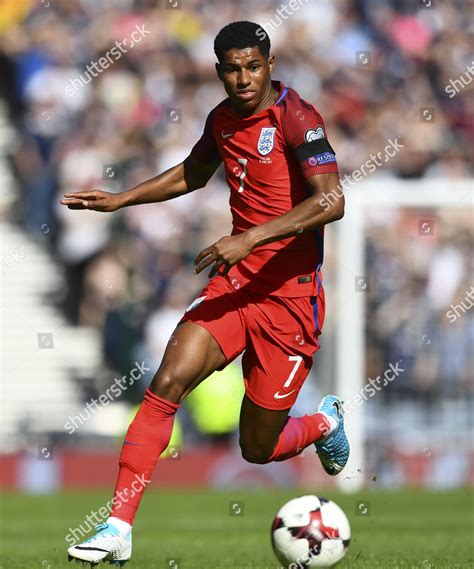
left=60, top=190, right=122, bottom=212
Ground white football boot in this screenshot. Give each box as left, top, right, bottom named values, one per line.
left=67, top=522, right=131, bottom=567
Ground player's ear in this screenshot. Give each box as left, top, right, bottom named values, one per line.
left=215, top=62, right=223, bottom=81
left=268, top=55, right=275, bottom=74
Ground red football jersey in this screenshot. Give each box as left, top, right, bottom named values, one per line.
left=190, top=80, right=339, bottom=297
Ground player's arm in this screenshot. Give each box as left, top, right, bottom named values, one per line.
left=194, top=172, right=343, bottom=276
left=60, top=155, right=221, bottom=211
left=245, top=171, right=344, bottom=247
left=61, top=108, right=222, bottom=211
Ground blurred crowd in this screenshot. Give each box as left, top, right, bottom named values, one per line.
left=0, top=0, right=472, bottom=420
left=365, top=209, right=473, bottom=403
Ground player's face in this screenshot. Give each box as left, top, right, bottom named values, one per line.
left=216, top=47, right=275, bottom=115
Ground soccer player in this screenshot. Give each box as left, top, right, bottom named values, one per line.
left=62, top=21, right=349, bottom=567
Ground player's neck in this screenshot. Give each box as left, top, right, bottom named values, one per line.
left=234, top=84, right=280, bottom=118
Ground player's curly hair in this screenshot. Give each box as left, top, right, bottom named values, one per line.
left=214, top=21, right=271, bottom=62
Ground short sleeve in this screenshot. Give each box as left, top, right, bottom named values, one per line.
left=282, top=100, right=339, bottom=178
left=190, top=109, right=221, bottom=165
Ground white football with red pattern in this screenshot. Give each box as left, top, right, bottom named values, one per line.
left=271, top=495, right=351, bottom=568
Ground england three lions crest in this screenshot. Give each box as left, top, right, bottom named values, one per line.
left=258, top=127, right=277, bottom=156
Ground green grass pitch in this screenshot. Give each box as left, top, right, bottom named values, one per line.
left=0, top=489, right=473, bottom=568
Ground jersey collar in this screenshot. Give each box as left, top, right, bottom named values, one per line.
left=273, top=80, right=289, bottom=105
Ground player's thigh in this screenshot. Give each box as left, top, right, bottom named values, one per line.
left=149, top=321, right=227, bottom=403
left=239, top=395, right=291, bottom=462
left=150, top=276, right=247, bottom=403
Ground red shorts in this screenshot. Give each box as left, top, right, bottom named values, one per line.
left=180, top=275, right=325, bottom=410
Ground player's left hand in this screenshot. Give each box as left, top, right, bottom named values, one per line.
left=194, top=233, right=254, bottom=278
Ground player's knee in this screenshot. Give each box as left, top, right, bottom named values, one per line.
left=240, top=441, right=273, bottom=465
left=149, top=371, right=184, bottom=403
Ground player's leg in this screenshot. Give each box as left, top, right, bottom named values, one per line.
left=238, top=394, right=292, bottom=464
left=239, top=293, right=348, bottom=470
left=238, top=389, right=332, bottom=465
left=149, top=320, right=228, bottom=402
left=239, top=368, right=345, bottom=467
left=67, top=321, right=227, bottom=566
left=67, top=276, right=247, bottom=566
left=109, top=321, right=227, bottom=521
left=108, top=278, right=245, bottom=521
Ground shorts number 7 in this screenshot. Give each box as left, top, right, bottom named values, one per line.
left=283, top=355, right=303, bottom=388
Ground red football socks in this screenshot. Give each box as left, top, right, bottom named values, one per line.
left=110, top=389, right=179, bottom=524
left=108, top=392, right=329, bottom=522
left=269, top=413, right=331, bottom=462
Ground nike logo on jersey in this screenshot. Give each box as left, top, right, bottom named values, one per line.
left=274, top=389, right=296, bottom=400
left=221, top=130, right=234, bottom=139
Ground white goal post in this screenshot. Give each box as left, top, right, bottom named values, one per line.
left=335, top=179, right=473, bottom=492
